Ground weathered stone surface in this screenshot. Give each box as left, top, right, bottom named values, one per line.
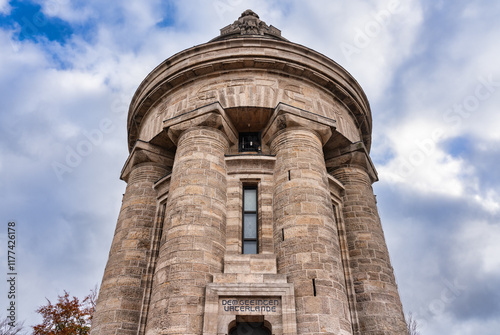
left=268, top=124, right=352, bottom=335
left=145, top=126, right=229, bottom=335
left=91, top=144, right=170, bottom=335
left=92, top=9, right=406, bottom=335
left=215, top=9, right=285, bottom=41
left=330, top=160, right=407, bottom=334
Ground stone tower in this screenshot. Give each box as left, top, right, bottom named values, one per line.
left=91, top=10, right=407, bottom=335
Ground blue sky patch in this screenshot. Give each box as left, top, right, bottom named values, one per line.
left=155, top=0, right=176, bottom=28
left=1, top=2, right=500, bottom=334
left=373, top=147, right=396, bottom=165
left=1, top=0, right=73, bottom=43
left=444, top=136, right=471, bottom=158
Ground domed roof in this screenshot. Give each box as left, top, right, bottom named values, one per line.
left=127, top=9, right=373, bottom=153
left=210, top=9, right=288, bottom=42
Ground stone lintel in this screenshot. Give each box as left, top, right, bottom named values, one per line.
left=326, top=142, right=379, bottom=183
left=328, top=174, right=345, bottom=200
left=225, top=154, right=276, bottom=175
left=262, top=103, right=336, bottom=146
left=120, top=140, right=173, bottom=182
left=153, top=173, right=171, bottom=204
left=213, top=273, right=287, bottom=284
left=163, top=102, right=237, bottom=146
left=223, top=253, right=277, bottom=274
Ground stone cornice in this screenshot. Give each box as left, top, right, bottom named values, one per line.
left=325, top=142, right=379, bottom=183
left=120, top=141, right=174, bottom=182
left=163, top=102, right=238, bottom=146
left=224, top=154, right=276, bottom=175
left=127, top=38, right=372, bottom=152
left=262, top=103, right=337, bottom=146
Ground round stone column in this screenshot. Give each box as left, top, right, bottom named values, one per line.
left=271, top=127, right=352, bottom=335
left=145, top=126, right=229, bottom=335
left=91, top=150, right=169, bottom=335
left=331, top=165, right=406, bottom=334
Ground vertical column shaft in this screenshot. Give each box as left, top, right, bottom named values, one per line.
left=271, top=128, right=352, bottom=335
left=146, top=127, right=229, bottom=335
left=332, top=166, right=406, bottom=334
left=91, top=162, right=168, bottom=335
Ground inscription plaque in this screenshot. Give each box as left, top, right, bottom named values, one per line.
left=219, top=297, right=281, bottom=314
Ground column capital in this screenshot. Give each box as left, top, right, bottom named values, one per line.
left=325, top=142, right=378, bottom=183
left=120, top=141, right=173, bottom=182
left=163, top=102, right=238, bottom=146
left=262, top=103, right=337, bottom=146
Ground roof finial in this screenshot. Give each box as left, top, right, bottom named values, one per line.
left=240, top=9, right=259, bottom=19
left=213, top=9, right=286, bottom=42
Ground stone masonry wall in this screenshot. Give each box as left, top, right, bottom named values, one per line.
left=331, top=166, right=407, bottom=334
left=91, top=162, right=168, bottom=335
left=138, top=74, right=362, bottom=146
left=271, top=128, right=353, bottom=335
left=145, top=127, right=229, bottom=335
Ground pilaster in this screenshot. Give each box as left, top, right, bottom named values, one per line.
left=145, top=105, right=234, bottom=335
left=91, top=143, right=171, bottom=335
left=263, top=104, right=353, bottom=335
left=328, top=146, right=407, bottom=334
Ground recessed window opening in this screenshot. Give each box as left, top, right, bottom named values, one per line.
left=242, top=186, right=258, bottom=254
left=239, top=132, right=261, bottom=152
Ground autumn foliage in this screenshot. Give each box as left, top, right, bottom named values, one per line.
left=32, top=289, right=96, bottom=335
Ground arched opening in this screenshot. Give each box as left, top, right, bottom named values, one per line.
left=229, top=322, right=271, bottom=335
left=229, top=316, right=271, bottom=335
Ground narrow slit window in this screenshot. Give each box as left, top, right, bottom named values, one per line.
left=242, top=186, right=258, bottom=254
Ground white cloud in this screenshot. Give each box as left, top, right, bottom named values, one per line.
left=349, top=1, right=422, bottom=96
left=377, top=117, right=471, bottom=197
left=0, top=0, right=10, bottom=14
left=473, top=190, right=500, bottom=214
left=275, top=0, right=424, bottom=101
left=450, top=319, right=500, bottom=335
left=455, top=220, right=500, bottom=275
left=1, top=1, right=500, bottom=333
left=372, top=0, right=500, bottom=213
left=37, top=0, right=96, bottom=23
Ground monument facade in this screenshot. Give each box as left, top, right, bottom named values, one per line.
left=91, top=10, right=407, bottom=335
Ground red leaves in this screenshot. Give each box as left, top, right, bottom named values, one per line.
left=32, top=288, right=96, bottom=335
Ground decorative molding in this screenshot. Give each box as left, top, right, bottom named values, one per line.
left=127, top=38, right=372, bottom=152
left=216, top=9, right=284, bottom=41
left=120, top=140, right=173, bottom=182
left=325, top=142, right=379, bottom=183
left=224, top=154, right=276, bottom=175
left=163, top=102, right=238, bottom=146
left=262, top=103, right=337, bottom=146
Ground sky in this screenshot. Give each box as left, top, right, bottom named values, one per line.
left=0, top=0, right=499, bottom=334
